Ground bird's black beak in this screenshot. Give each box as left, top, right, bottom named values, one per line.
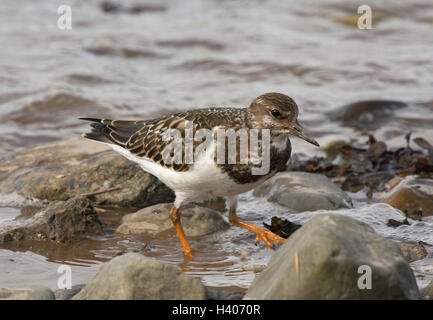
left=283, top=120, right=320, bottom=147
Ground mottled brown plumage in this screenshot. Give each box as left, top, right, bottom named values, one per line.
left=81, top=93, right=307, bottom=180
left=82, top=107, right=248, bottom=171
left=81, top=93, right=319, bottom=257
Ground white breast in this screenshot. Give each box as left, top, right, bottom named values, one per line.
left=108, top=141, right=266, bottom=207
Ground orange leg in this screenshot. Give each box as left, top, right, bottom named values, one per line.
left=228, top=209, right=285, bottom=249
left=169, top=207, right=193, bottom=258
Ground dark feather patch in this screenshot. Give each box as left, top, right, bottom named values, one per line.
left=81, top=108, right=250, bottom=172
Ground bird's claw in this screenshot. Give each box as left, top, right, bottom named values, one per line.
left=254, top=228, right=285, bottom=249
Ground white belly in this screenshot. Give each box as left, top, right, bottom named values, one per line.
left=108, top=143, right=269, bottom=206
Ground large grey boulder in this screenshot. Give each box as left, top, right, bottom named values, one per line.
left=55, top=284, right=86, bottom=300
left=0, top=137, right=174, bottom=207
left=244, top=214, right=421, bottom=300
left=253, top=172, right=352, bottom=212
left=326, top=100, right=406, bottom=130
left=73, top=253, right=206, bottom=300
left=0, top=286, right=55, bottom=300
left=206, top=288, right=245, bottom=300
left=0, top=197, right=103, bottom=243
left=116, top=203, right=230, bottom=237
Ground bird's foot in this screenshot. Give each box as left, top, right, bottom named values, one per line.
left=228, top=209, right=285, bottom=250
left=183, top=248, right=194, bottom=260
left=253, top=227, right=285, bottom=249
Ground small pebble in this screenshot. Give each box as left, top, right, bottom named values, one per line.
left=241, top=264, right=266, bottom=273
left=239, top=249, right=248, bottom=261
left=113, top=250, right=124, bottom=256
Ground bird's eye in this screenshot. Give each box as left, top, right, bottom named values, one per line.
left=271, top=109, right=281, bottom=118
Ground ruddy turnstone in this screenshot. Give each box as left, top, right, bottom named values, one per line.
left=81, top=93, right=319, bottom=257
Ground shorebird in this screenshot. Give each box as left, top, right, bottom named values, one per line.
left=81, top=93, right=319, bottom=257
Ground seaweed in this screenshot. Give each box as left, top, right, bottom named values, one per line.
left=289, top=133, right=433, bottom=198
left=263, top=216, right=302, bottom=239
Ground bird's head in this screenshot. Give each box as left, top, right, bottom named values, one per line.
left=247, top=92, right=319, bottom=147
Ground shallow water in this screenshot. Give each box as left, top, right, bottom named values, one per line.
left=1, top=191, right=432, bottom=291
left=1, top=0, right=433, bottom=292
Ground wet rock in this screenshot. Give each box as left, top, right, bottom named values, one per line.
left=397, top=242, right=428, bottom=263
left=379, top=175, right=433, bottom=218
left=73, top=253, right=206, bottom=300
left=413, top=137, right=433, bottom=163
left=321, top=139, right=348, bottom=160
left=17, top=205, right=44, bottom=219
left=6, top=93, right=110, bottom=127
left=0, top=197, right=103, bottom=243
left=241, top=264, right=266, bottom=273
left=244, top=214, right=420, bottom=300
left=206, top=288, right=245, bottom=300
left=54, top=284, right=86, bottom=300
left=0, top=286, right=55, bottom=300
left=0, top=137, right=174, bottom=208
left=253, top=172, right=352, bottom=212
left=99, top=1, right=118, bottom=13
left=422, top=279, right=433, bottom=300
left=327, top=100, right=407, bottom=130
left=195, top=197, right=227, bottom=213
left=116, top=203, right=229, bottom=237
left=0, top=193, right=48, bottom=209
